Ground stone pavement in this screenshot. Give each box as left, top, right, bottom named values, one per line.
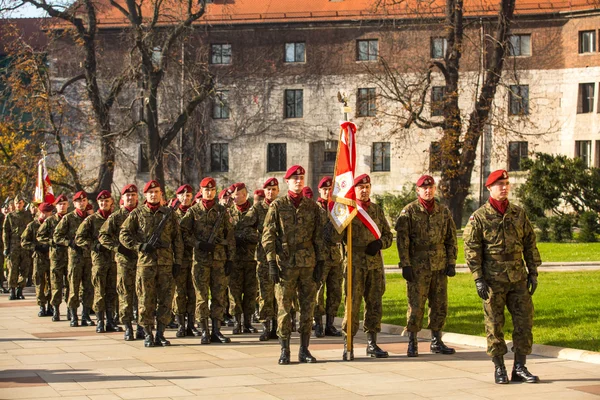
left=2, top=289, right=600, bottom=400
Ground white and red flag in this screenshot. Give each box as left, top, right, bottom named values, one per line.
left=34, top=156, right=55, bottom=204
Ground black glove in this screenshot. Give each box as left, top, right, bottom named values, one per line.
left=268, top=260, right=280, bottom=284
left=35, top=244, right=49, bottom=253
left=475, top=278, right=490, bottom=301
left=94, top=243, right=108, bottom=253
left=527, top=273, right=538, bottom=296
left=401, top=265, right=415, bottom=282
left=313, top=260, right=324, bottom=284
left=172, top=263, right=181, bottom=278
left=117, top=243, right=136, bottom=259
left=365, top=239, right=383, bottom=256
left=235, top=237, right=246, bottom=247
left=224, top=260, right=233, bottom=277
left=445, top=264, right=456, bottom=277
left=138, top=242, right=156, bottom=254
left=196, top=241, right=216, bottom=252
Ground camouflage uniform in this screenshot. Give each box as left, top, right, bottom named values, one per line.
left=173, top=207, right=196, bottom=319
left=463, top=202, right=541, bottom=357
left=3, top=209, right=32, bottom=290
left=21, top=219, right=51, bottom=306
left=38, top=214, right=69, bottom=309
left=0, top=213, right=5, bottom=289
left=395, top=200, right=457, bottom=333
left=254, top=201, right=276, bottom=322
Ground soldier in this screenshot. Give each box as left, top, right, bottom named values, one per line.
left=218, top=188, right=230, bottom=206
left=76, top=190, right=122, bottom=333
left=395, top=175, right=458, bottom=357
left=173, top=184, right=199, bottom=338
left=335, top=174, right=393, bottom=360
left=180, top=177, right=235, bottom=344
left=302, top=186, right=314, bottom=200
left=3, top=195, right=33, bottom=300
left=0, top=202, right=7, bottom=294
left=255, top=178, right=280, bottom=341
left=463, top=170, right=540, bottom=384
left=314, top=176, right=344, bottom=338
left=99, top=184, right=142, bottom=341
left=229, top=182, right=260, bottom=334
left=54, top=191, right=94, bottom=327
left=253, top=189, right=265, bottom=205
left=21, top=202, right=54, bottom=316
left=262, top=165, right=325, bottom=365
left=120, top=180, right=183, bottom=347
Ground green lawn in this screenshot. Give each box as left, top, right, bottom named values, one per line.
left=376, top=271, right=600, bottom=352
left=382, top=239, right=600, bottom=265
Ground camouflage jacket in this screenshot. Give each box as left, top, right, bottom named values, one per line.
left=262, top=195, right=324, bottom=269
left=98, top=207, right=136, bottom=265
left=120, top=205, right=183, bottom=267
left=54, top=211, right=89, bottom=260
left=3, top=210, right=31, bottom=250
left=21, top=219, right=46, bottom=259
left=37, top=214, right=68, bottom=264
left=318, top=205, right=343, bottom=264
left=395, top=199, right=457, bottom=272
left=253, top=200, right=269, bottom=264
left=463, top=202, right=541, bottom=283
left=76, top=212, right=114, bottom=267
left=0, top=213, right=4, bottom=252
left=174, top=207, right=194, bottom=262
left=231, top=204, right=260, bottom=262
left=180, top=202, right=236, bottom=262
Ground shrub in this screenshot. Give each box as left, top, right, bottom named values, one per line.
left=536, top=217, right=551, bottom=242
left=578, top=211, right=599, bottom=243
left=550, top=215, right=574, bottom=242
left=373, top=184, right=417, bottom=224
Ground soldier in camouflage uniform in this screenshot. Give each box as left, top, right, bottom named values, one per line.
left=3, top=195, right=33, bottom=300
left=180, top=177, right=236, bottom=345
left=229, top=182, right=260, bottom=334
left=262, top=165, right=325, bottom=365
left=0, top=205, right=7, bottom=294
left=395, top=175, right=457, bottom=357
left=21, top=202, right=54, bottom=316
left=463, top=170, right=540, bottom=384
left=313, top=177, right=344, bottom=338
left=98, top=184, right=142, bottom=341
left=120, top=180, right=183, bottom=347
left=54, top=191, right=94, bottom=327
left=76, top=190, right=122, bottom=333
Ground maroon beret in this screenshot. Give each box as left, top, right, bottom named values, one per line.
left=121, top=184, right=138, bottom=195
left=54, top=194, right=68, bottom=204
left=85, top=203, right=93, bottom=211
left=96, top=190, right=111, bottom=200
left=73, top=191, right=87, bottom=201
left=254, top=189, right=265, bottom=197
left=143, top=180, right=160, bottom=193
left=302, top=186, right=314, bottom=199
left=318, top=176, right=333, bottom=189
left=263, top=177, right=279, bottom=188
left=485, top=170, right=509, bottom=187
left=233, top=182, right=246, bottom=192
left=284, top=165, right=305, bottom=179
left=218, top=189, right=228, bottom=200
left=353, top=174, right=370, bottom=186
left=194, top=191, right=203, bottom=200
left=176, top=184, right=193, bottom=194
left=416, top=175, right=435, bottom=187
left=200, top=177, right=216, bottom=188
left=38, top=202, right=55, bottom=212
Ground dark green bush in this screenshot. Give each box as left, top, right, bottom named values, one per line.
left=578, top=211, right=599, bottom=243
left=536, top=217, right=551, bottom=242
left=550, top=215, right=573, bottom=242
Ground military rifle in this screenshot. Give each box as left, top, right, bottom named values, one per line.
left=147, top=199, right=180, bottom=249
left=206, top=189, right=236, bottom=246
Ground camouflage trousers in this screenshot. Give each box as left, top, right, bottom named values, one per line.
left=50, top=261, right=69, bottom=307
left=173, top=260, right=195, bottom=315
left=117, top=259, right=137, bottom=324
left=406, top=269, right=448, bottom=333
left=136, top=264, right=174, bottom=327
left=484, top=279, right=534, bottom=357
left=314, top=260, right=343, bottom=319
left=257, top=261, right=277, bottom=321
left=92, top=261, right=117, bottom=313
left=7, top=248, right=31, bottom=289
left=34, top=255, right=51, bottom=306
left=275, top=267, right=317, bottom=339
left=0, top=253, right=5, bottom=283
left=229, top=260, right=258, bottom=317
left=192, top=259, right=228, bottom=321
left=67, top=255, right=93, bottom=310
left=342, top=266, right=384, bottom=337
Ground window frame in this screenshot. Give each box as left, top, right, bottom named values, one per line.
left=356, top=87, right=377, bottom=117
left=210, top=43, right=232, bottom=65
left=508, top=141, right=528, bottom=171
left=431, top=86, right=446, bottom=117
left=508, top=34, right=532, bottom=57
left=372, top=142, right=391, bottom=172
left=575, top=140, right=592, bottom=167
left=579, top=30, right=596, bottom=54
left=577, top=83, right=595, bottom=114
left=212, top=90, right=230, bottom=119
left=284, top=89, right=303, bottom=118
left=267, top=143, right=287, bottom=172
left=356, top=39, right=379, bottom=61
left=210, top=143, right=229, bottom=173
left=430, top=37, right=448, bottom=59
left=284, top=42, right=306, bottom=63
left=508, top=85, right=530, bottom=116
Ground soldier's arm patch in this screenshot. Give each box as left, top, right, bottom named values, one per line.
left=401, top=209, right=406, bottom=214
left=469, top=214, right=474, bottom=221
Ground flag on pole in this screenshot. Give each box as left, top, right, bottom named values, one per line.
left=34, top=156, right=55, bottom=204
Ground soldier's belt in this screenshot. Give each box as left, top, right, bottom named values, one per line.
left=413, top=244, right=444, bottom=252
left=485, top=252, right=522, bottom=262
left=295, top=240, right=314, bottom=251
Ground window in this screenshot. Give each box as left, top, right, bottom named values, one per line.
left=213, top=91, right=230, bottom=119
left=210, top=143, right=229, bottom=172
left=211, top=44, right=232, bottom=64
left=285, top=89, right=303, bottom=118
left=285, top=42, right=305, bottom=63
left=577, top=83, right=595, bottom=114
left=508, top=34, right=531, bottom=56
left=431, top=37, right=447, bottom=59
left=357, top=39, right=378, bottom=61
left=431, top=86, right=446, bottom=117
left=508, top=141, right=528, bottom=171
left=372, top=142, right=391, bottom=172
left=357, top=88, right=376, bottom=117
left=509, top=85, right=529, bottom=116
left=575, top=140, right=592, bottom=167
left=579, top=31, right=596, bottom=54
left=429, top=142, right=442, bottom=172
left=595, top=141, right=600, bottom=168
left=267, top=143, right=287, bottom=172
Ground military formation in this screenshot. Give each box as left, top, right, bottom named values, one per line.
left=1, top=167, right=541, bottom=384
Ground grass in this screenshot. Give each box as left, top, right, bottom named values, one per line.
left=382, top=239, right=600, bottom=265
left=374, top=271, right=600, bottom=352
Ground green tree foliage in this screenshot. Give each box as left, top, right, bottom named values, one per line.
left=578, top=211, right=599, bottom=243
left=373, top=184, right=417, bottom=225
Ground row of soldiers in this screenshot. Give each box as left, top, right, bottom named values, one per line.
left=2, top=166, right=541, bottom=384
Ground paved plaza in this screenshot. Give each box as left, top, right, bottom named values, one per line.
left=1, top=288, right=600, bottom=400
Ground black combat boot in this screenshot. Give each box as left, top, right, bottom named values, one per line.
left=199, top=319, right=211, bottom=344
left=143, top=326, right=155, bottom=348
left=16, top=287, right=25, bottom=299
left=46, top=303, right=54, bottom=317
left=407, top=332, right=418, bottom=357
left=52, top=305, right=60, bottom=322
left=96, top=311, right=106, bottom=333
left=243, top=314, right=258, bottom=333
left=9, top=288, right=16, bottom=300
left=186, top=313, right=200, bottom=337
left=343, top=336, right=354, bottom=361
left=166, top=314, right=177, bottom=329
left=123, top=321, right=134, bottom=341
left=252, top=304, right=260, bottom=323
left=232, top=314, right=243, bottom=334
left=66, top=307, right=72, bottom=321
left=430, top=330, right=456, bottom=354
left=154, top=322, right=171, bottom=346
left=70, top=308, right=79, bottom=327
left=511, top=353, right=540, bottom=383
left=314, top=316, right=325, bottom=338
left=210, top=318, right=231, bottom=343
left=224, top=312, right=235, bottom=327
left=270, top=317, right=278, bottom=339
left=38, top=305, right=46, bottom=317
left=81, top=307, right=94, bottom=327
left=290, top=309, right=297, bottom=332
left=106, top=309, right=123, bottom=332
left=324, top=315, right=342, bottom=337
left=259, top=320, right=271, bottom=342
left=136, top=324, right=145, bottom=340
left=366, top=332, right=389, bottom=358
left=176, top=314, right=186, bottom=337
left=278, top=337, right=291, bottom=365
left=298, top=332, right=318, bottom=363
left=492, top=355, right=509, bottom=384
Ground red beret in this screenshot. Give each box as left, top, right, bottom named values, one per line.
left=218, top=189, right=228, bottom=200
left=485, top=170, right=509, bottom=187
left=227, top=184, right=236, bottom=195
left=143, top=180, right=160, bottom=193
left=85, top=203, right=93, bottom=211
left=96, top=190, right=111, bottom=200
left=200, top=177, right=216, bottom=188
left=302, top=186, right=314, bottom=199
left=254, top=189, right=265, bottom=197
left=416, top=175, right=435, bottom=187
left=54, top=194, right=68, bottom=204
left=194, top=191, right=203, bottom=200
left=73, top=191, right=87, bottom=201
left=233, top=182, right=246, bottom=192
left=121, top=184, right=138, bottom=195
left=284, top=165, right=305, bottom=179
left=38, top=202, right=54, bottom=212
left=263, top=178, right=279, bottom=188
left=353, top=174, right=370, bottom=186
left=318, top=176, right=333, bottom=189
left=176, top=184, right=193, bottom=194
